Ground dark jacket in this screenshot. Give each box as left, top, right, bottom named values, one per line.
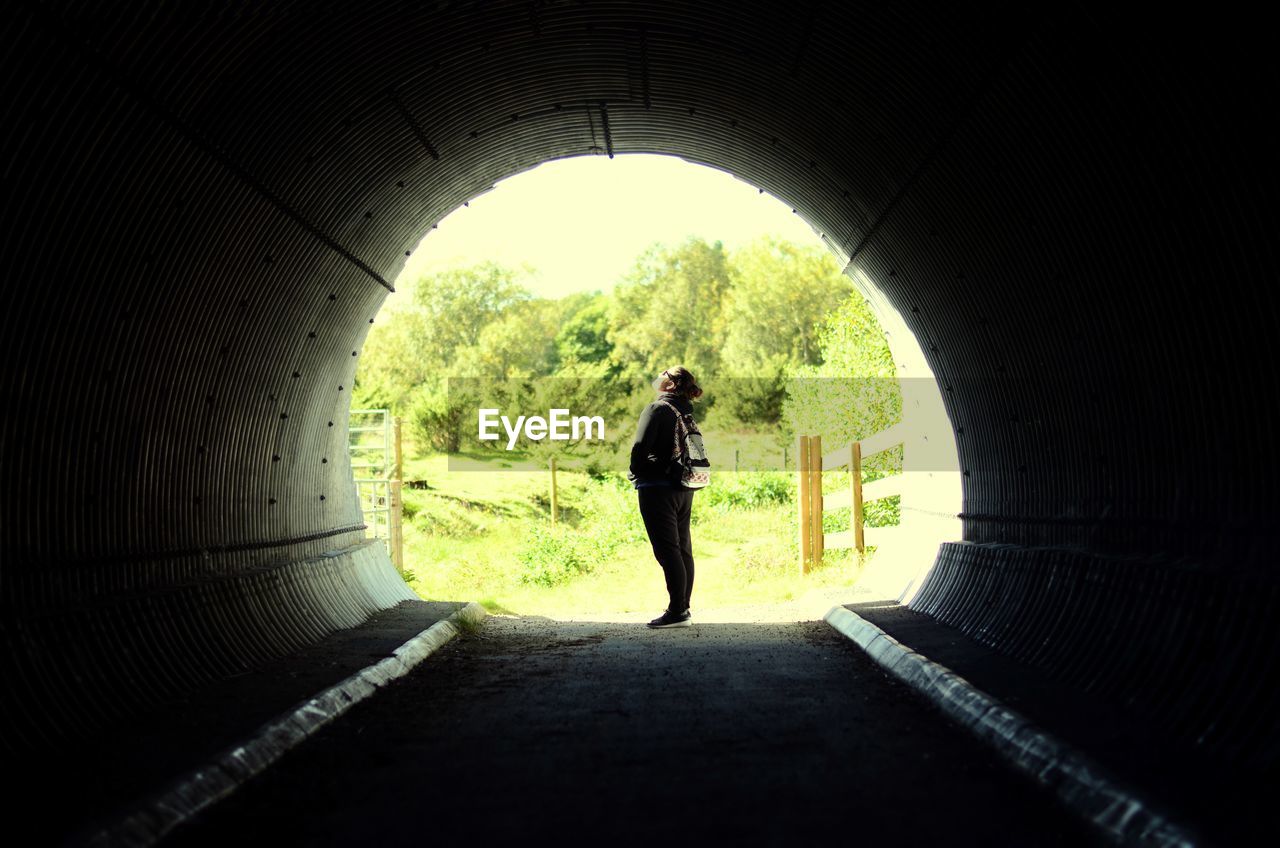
left=627, top=391, right=695, bottom=487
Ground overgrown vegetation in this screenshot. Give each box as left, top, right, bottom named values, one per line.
left=354, top=234, right=903, bottom=616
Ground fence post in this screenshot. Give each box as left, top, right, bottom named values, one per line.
left=549, top=455, right=558, bottom=526
left=797, top=435, right=811, bottom=573
left=809, top=434, right=824, bottom=567
left=393, top=416, right=403, bottom=480
left=390, top=479, right=404, bottom=573
left=851, top=440, right=864, bottom=554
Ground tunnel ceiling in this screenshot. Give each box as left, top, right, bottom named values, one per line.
left=1, top=1, right=1277, bottom=758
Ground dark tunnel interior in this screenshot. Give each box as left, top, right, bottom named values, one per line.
left=2, top=0, right=1278, bottom=820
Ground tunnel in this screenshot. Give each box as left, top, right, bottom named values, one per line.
left=2, top=0, right=1277, bottom=821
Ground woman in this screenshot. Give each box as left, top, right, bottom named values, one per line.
left=628, top=365, right=703, bottom=629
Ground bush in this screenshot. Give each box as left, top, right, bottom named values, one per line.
left=406, top=384, right=477, bottom=453
left=697, top=471, right=792, bottom=513
left=516, top=475, right=648, bottom=587
left=517, top=524, right=596, bottom=587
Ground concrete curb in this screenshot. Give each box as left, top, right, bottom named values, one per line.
left=823, top=605, right=1199, bottom=847
left=89, top=601, right=489, bottom=847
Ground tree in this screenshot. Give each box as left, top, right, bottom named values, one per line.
left=781, top=287, right=900, bottom=449
left=710, top=236, right=853, bottom=423
left=353, top=262, right=535, bottom=411
left=606, top=236, right=733, bottom=385
left=722, top=235, right=852, bottom=369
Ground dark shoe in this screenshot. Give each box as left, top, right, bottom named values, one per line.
left=648, top=609, right=692, bottom=628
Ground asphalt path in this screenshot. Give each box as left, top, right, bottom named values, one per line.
left=165, top=614, right=1104, bottom=847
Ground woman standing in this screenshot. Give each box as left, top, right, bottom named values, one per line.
left=628, top=365, right=703, bottom=629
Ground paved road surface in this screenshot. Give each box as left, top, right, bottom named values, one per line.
left=166, top=615, right=1103, bottom=847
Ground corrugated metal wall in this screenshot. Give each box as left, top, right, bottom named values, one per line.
left=1, top=1, right=1275, bottom=762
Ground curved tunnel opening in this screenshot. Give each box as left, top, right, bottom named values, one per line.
left=346, top=150, right=961, bottom=616
left=2, top=4, right=1277, bottom=838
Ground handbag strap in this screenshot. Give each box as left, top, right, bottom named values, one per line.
left=655, top=398, right=689, bottom=460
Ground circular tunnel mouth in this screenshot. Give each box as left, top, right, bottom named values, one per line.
left=346, top=152, right=963, bottom=614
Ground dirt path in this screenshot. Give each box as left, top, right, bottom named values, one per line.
left=166, top=615, right=1103, bottom=846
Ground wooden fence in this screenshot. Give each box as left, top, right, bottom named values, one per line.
left=797, top=422, right=905, bottom=573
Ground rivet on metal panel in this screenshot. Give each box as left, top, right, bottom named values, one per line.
left=889, top=269, right=897, bottom=276
left=280, top=412, right=288, bottom=419
left=338, top=386, right=343, bottom=391
left=269, top=498, right=277, bottom=505
left=351, top=351, right=357, bottom=356
left=292, top=372, right=300, bottom=378
left=308, top=332, right=316, bottom=338
left=328, top=293, right=337, bottom=301
left=263, top=255, right=274, bottom=264
left=963, top=470, right=971, bottom=477
left=320, top=495, right=326, bottom=501
left=272, top=455, right=280, bottom=462
left=957, top=427, right=965, bottom=434
left=322, top=458, right=328, bottom=464
left=328, top=421, right=334, bottom=427
left=364, top=211, right=372, bottom=219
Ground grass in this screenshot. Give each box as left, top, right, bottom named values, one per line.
left=449, top=604, right=487, bottom=636
left=390, top=436, right=889, bottom=619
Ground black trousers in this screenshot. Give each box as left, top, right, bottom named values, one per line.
left=637, top=485, right=696, bottom=613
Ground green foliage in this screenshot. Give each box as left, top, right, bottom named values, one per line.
left=722, top=235, right=853, bottom=369
left=606, top=236, right=733, bottom=386
left=516, top=475, right=647, bottom=587
left=356, top=236, right=894, bottom=440
left=781, top=286, right=901, bottom=447
left=695, top=471, right=792, bottom=513
left=555, top=292, right=615, bottom=367
left=354, top=262, right=539, bottom=413
left=406, top=383, right=477, bottom=453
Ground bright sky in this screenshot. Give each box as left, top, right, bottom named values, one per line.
left=390, top=152, right=824, bottom=303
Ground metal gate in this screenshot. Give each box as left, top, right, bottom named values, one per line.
left=348, top=408, right=403, bottom=570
